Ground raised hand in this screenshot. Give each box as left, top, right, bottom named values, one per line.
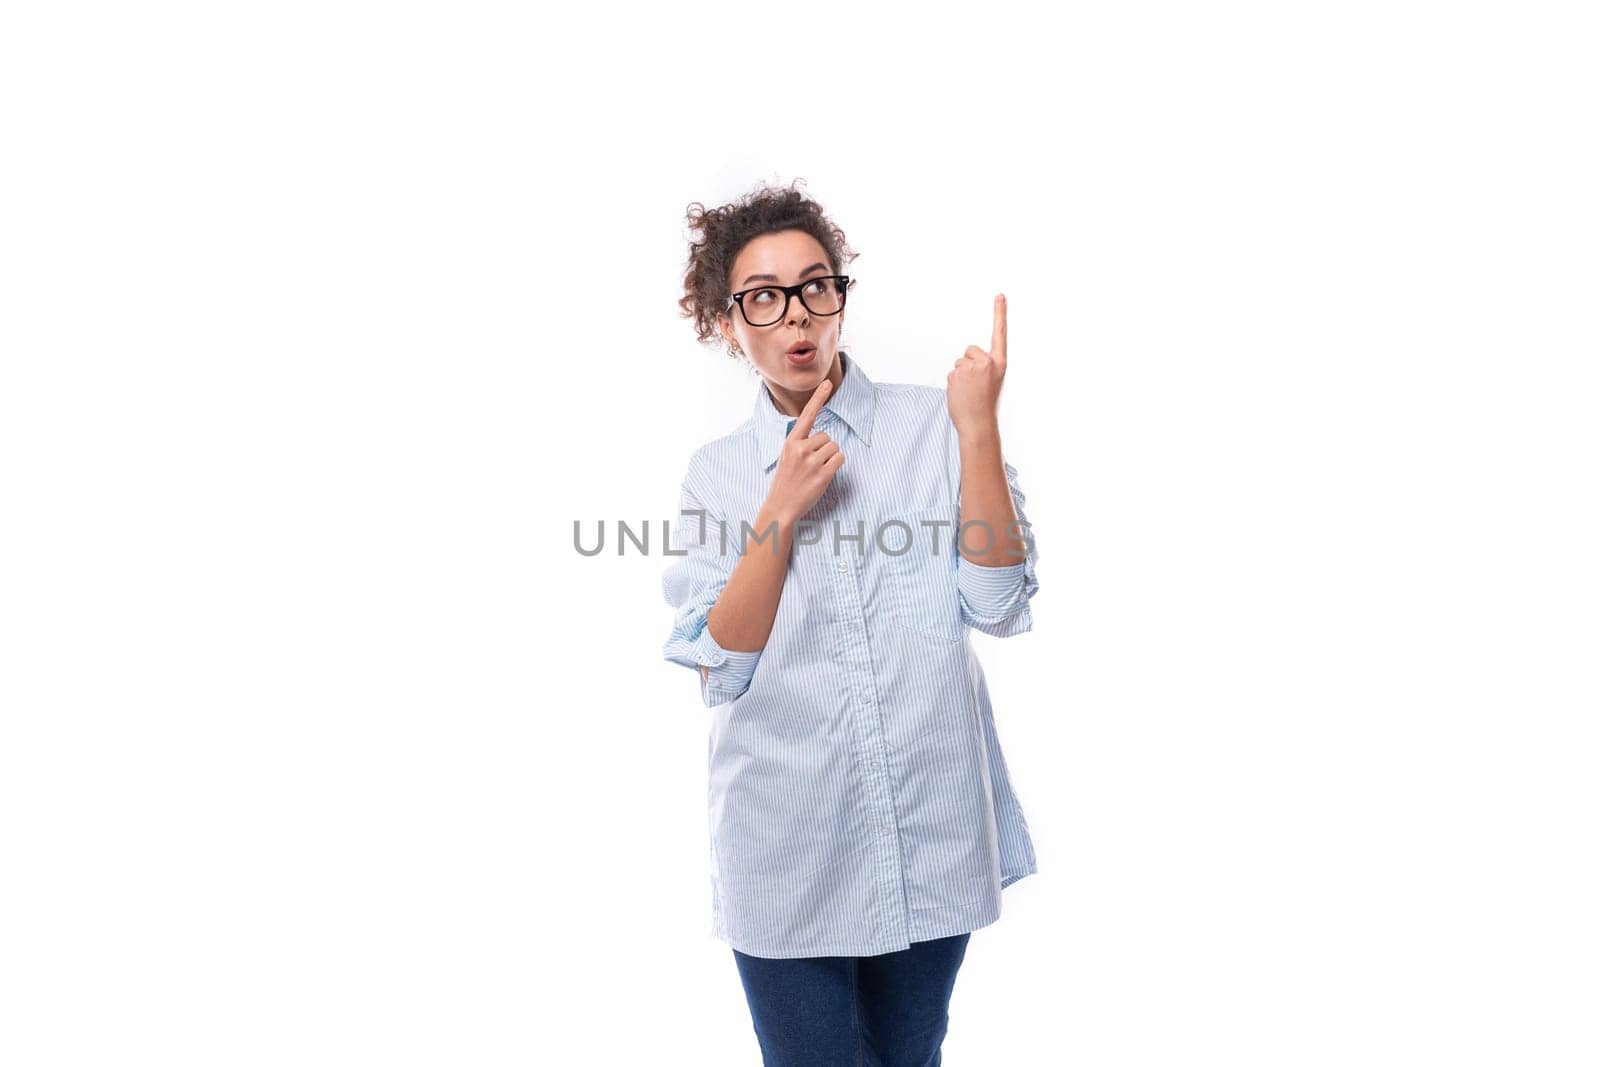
left=764, top=378, right=844, bottom=523
left=947, top=293, right=1008, bottom=437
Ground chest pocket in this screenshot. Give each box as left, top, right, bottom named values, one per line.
left=882, top=502, right=962, bottom=642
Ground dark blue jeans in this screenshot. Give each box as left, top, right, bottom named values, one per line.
left=731, top=932, right=971, bottom=1066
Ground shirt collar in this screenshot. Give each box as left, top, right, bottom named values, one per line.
left=753, top=349, right=877, bottom=471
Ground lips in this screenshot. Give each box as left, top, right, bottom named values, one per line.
left=786, top=341, right=815, bottom=355
left=784, top=343, right=816, bottom=366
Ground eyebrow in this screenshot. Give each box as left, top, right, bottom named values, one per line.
left=739, top=262, right=830, bottom=287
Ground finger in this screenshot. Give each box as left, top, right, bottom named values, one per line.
left=806, top=431, right=832, bottom=451
left=991, top=293, right=1007, bottom=367
left=790, top=378, right=833, bottom=438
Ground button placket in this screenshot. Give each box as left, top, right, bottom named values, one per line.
left=827, top=496, right=910, bottom=950
left=809, top=423, right=907, bottom=945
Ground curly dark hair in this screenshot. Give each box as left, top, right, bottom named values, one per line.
left=678, top=178, right=859, bottom=358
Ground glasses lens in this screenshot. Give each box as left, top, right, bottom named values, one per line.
left=742, top=287, right=786, bottom=326
left=799, top=277, right=844, bottom=317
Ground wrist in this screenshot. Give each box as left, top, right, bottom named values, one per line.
left=956, top=417, right=1002, bottom=448
left=756, top=499, right=798, bottom=532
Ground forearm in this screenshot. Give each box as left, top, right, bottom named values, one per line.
left=957, top=421, right=1026, bottom=566
left=705, top=500, right=796, bottom=654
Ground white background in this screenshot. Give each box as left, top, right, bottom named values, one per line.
left=3, top=2, right=1597, bottom=1064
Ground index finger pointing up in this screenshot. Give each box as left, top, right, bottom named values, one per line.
left=789, top=377, right=832, bottom=439
left=992, top=293, right=1007, bottom=366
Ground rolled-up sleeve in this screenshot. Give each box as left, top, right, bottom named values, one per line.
left=661, top=481, right=763, bottom=706
left=957, top=459, right=1040, bottom=638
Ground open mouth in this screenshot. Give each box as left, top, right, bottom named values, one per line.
left=785, top=344, right=816, bottom=364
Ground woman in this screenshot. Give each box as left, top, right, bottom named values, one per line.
left=661, top=180, right=1040, bottom=1066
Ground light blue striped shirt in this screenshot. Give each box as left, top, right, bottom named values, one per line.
left=661, top=350, right=1039, bottom=959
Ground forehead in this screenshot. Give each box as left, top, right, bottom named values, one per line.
left=729, top=229, right=829, bottom=284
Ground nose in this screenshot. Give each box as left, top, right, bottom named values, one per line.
left=784, top=289, right=810, bottom=326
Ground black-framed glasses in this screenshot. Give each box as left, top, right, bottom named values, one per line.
left=727, top=274, right=850, bottom=328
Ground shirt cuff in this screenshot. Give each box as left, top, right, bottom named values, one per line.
left=957, top=557, right=1036, bottom=636
left=698, top=630, right=763, bottom=706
